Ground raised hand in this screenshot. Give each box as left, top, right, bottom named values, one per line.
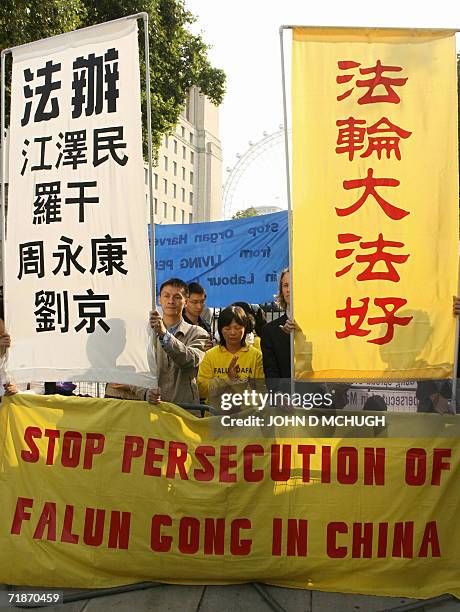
left=149, top=309, right=167, bottom=337
left=227, top=355, right=240, bottom=380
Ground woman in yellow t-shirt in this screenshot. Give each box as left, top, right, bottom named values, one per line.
left=232, top=301, right=267, bottom=351
left=198, top=305, right=264, bottom=405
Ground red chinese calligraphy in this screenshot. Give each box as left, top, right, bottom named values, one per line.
left=336, top=117, right=366, bottom=160
left=363, top=117, right=411, bottom=160
left=336, top=297, right=413, bottom=345
left=335, top=168, right=409, bottom=220
left=336, top=60, right=408, bottom=104
left=336, top=232, right=409, bottom=281
left=336, top=117, right=412, bottom=161
left=335, top=233, right=362, bottom=277
left=367, top=297, right=413, bottom=345
left=336, top=297, right=370, bottom=339
left=333, top=56, right=413, bottom=349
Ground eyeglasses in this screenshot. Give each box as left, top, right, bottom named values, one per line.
left=188, top=299, right=206, bottom=305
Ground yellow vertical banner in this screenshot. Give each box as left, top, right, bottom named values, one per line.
left=292, top=28, right=459, bottom=380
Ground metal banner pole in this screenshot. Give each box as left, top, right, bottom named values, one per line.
left=1, top=49, right=10, bottom=339
left=452, top=320, right=459, bottom=411
left=140, top=12, right=156, bottom=309
left=139, top=12, right=158, bottom=389
left=279, top=26, right=294, bottom=390
left=452, top=253, right=460, bottom=411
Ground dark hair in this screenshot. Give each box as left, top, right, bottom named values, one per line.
left=363, top=395, right=388, bottom=411
left=232, top=301, right=267, bottom=337
left=159, top=278, right=189, bottom=297
left=276, top=268, right=289, bottom=310
left=188, top=282, right=206, bottom=297
left=218, top=306, right=251, bottom=348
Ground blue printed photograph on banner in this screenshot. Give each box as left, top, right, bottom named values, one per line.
left=150, top=211, right=288, bottom=306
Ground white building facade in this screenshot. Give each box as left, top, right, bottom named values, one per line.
left=146, top=87, right=223, bottom=225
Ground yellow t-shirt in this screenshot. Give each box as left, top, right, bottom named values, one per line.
left=197, top=344, right=264, bottom=401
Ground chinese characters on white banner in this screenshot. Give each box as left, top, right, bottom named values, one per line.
left=5, top=19, right=157, bottom=386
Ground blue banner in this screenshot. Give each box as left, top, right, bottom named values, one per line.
left=154, top=211, right=288, bottom=306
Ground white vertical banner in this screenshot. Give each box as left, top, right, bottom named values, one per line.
left=5, top=19, right=157, bottom=386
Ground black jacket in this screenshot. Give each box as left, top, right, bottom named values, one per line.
left=260, top=314, right=291, bottom=379
left=183, top=313, right=212, bottom=336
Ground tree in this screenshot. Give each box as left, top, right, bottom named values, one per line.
left=0, top=0, right=226, bottom=155
left=0, top=1, right=85, bottom=50
left=232, top=207, right=259, bottom=220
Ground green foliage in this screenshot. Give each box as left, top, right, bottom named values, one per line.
left=0, top=0, right=85, bottom=49
left=232, top=207, right=259, bottom=220
left=81, top=0, right=225, bottom=154
left=0, top=0, right=226, bottom=156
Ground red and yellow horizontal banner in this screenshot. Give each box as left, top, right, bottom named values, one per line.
left=0, top=394, right=460, bottom=599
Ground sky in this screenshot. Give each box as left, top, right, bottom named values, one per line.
left=184, top=0, right=459, bottom=217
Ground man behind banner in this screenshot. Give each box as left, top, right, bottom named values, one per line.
left=183, top=282, right=212, bottom=336
left=148, top=278, right=209, bottom=404
left=106, top=278, right=209, bottom=405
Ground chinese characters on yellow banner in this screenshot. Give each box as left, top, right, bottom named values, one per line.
left=292, top=28, right=459, bottom=380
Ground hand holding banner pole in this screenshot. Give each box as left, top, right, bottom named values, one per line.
left=279, top=26, right=295, bottom=392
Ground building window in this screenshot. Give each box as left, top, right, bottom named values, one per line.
left=164, top=135, right=168, bottom=148
left=189, top=213, right=193, bottom=223
left=144, top=167, right=148, bottom=182
left=190, top=171, right=194, bottom=185
left=163, top=178, right=167, bottom=194
left=182, top=145, right=186, bottom=160
left=189, top=132, right=193, bottom=144
left=181, top=188, right=185, bottom=203
left=173, top=161, right=177, bottom=176
left=189, top=192, right=193, bottom=206
left=154, top=173, right=158, bottom=189
left=182, top=167, right=186, bottom=180
left=163, top=156, right=168, bottom=171
left=173, top=139, right=177, bottom=154
left=181, top=210, right=185, bottom=223
left=190, top=151, right=194, bottom=164
left=172, top=206, right=176, bottom=222
left=163, top=202, right=167, bottom=218
left=173, top=183, right=177, bottom=198
left=154, top=198, right=158, bottom=214
left=181, top=126, right=185, bottom=138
